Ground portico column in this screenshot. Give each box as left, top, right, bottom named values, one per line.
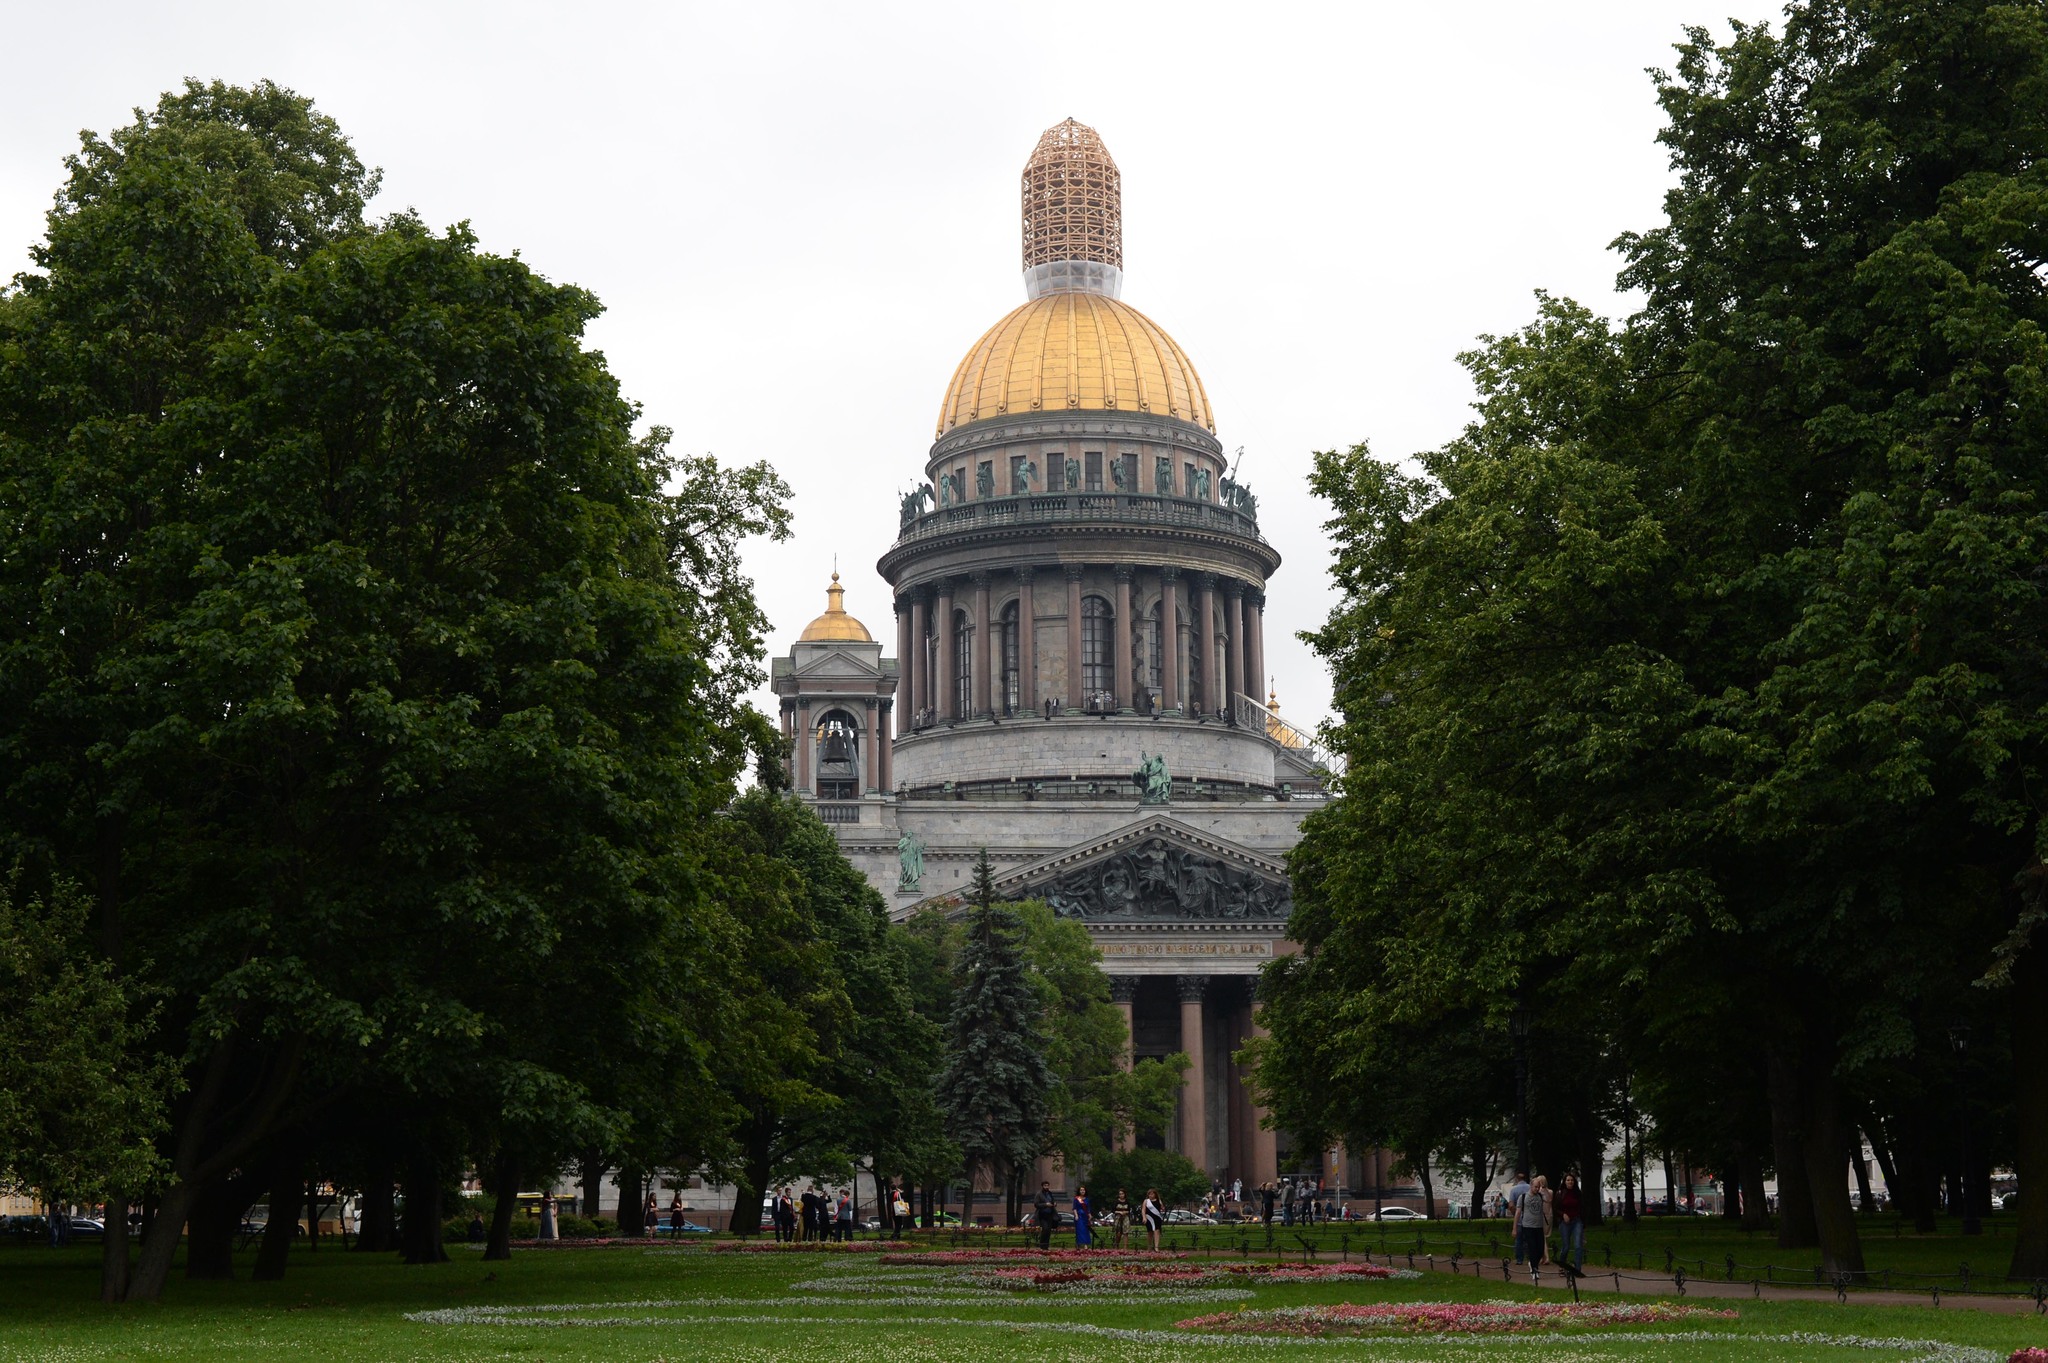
left=971, top=571, right=992, bottom=718
left=878, top=701, right=893, bottom=791
left=1064, top=565, right=1084, bottom=714
left=1224, top=580, right=1246, bottom=716
left=908, top=592, right=928, bottom=725
left=1110, top=975, right=1139, bottom=1151
left=795, top=700, right=812, bottom=794
left=1159, top=567, right=1181, bottom=715
left=1246, top=589, right=1266, bottom=705
left=1249, top=1013, right=1278, bottom=1184
left=862, top=698, right=878, bottom=795
left=934, top=579, right=955, bottom=721
left=1179, top=975, right=1209, bottom=1175
left=1195, top=574, right=1219, bottom=719
left=894, top=599, right=912, bottom=738
left=1015, top=567, right=1036, bottom=716
left=1113, top=565, right=1134, bottom=712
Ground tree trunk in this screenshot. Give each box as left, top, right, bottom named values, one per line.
left=578, top=1149, right=606, bottom=1224
left=618, top=1166, right=647, bottom=1236
left=124, top=1181, right=195, bottom=1302
left=1890, top=1104, right=1941, bottom=1233
left=1469, top=1127, right=1490, bottom=1220
left=400, top=1153, right=447, bottom=1265
left=185, top=1177, right=240, bottom=1280
left=100, top=1190, right=130, bottom=1304
left=1850, top=1135, right=1876, bottom=1214
left=1418, top=1152, right=1436, bottom=1218
left=872, top=1162, right=891, bottom=1237
left=1795, top=1039, right=1865, bottom=1276
left=484, top=1151, right=519, bottom=1261
left=1740, top=1150, right=1771, bottom=1231
left=1766, top=1048, right=1819, bottom=1247
left=305, top=1179, right=321, bottom=1253
left=1864, top=1115, right=1901, bottom=1206
left=355, top=1168, right=396, bottom=1252
left=2010, top=927, right=2048, bottom=1278
left=252, top=1143, right=303, bottom=1281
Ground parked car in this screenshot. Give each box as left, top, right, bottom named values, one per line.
left=652, top=1219, right=713, bottom=1236
left=1164, top=1209, right=1217, bottom=1225
left=1368, top=1206, right=1428, bottom=1221
left=64, top=1218, right=107, bottom=1239
left=1998, top=1192, right=2019, bottom=1212
left=0, top=1215, right=48, bottom=1240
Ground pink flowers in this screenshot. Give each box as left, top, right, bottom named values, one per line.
left=1176, top=1301, right=1739, bottom=1338
left=709, top=1239, right=915, bottom=1253
left=2008, top=1351, right=2048, bottom=1363
left=879, top=1248, right=1189, bottom=1266
left=1223, top=1262, right=1401, bottom=1281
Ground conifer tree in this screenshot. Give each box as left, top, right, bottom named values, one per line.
left=935, top=851, right=1053, bottom=1227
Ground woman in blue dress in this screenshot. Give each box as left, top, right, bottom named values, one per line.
left=1072, top=1184, right=1092, bottom=1248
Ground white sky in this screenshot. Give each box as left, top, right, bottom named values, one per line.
left=2, top=0, right=1733, bottom=738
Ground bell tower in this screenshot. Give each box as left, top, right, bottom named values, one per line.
left=771, top=572, right=898, bottom=851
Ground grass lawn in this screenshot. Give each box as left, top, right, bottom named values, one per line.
left=0, top=1235, right=2043, bottom=1362
left=1243, top=1216, right=2034, bottom=1293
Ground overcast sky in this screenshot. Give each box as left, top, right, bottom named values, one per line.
left=2, top=1, right=1743, bottom=737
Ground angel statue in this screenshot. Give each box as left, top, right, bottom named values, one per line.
left=1136, top=751, right=1170, bottom=805
left=897, top=830, right=925, bottom=889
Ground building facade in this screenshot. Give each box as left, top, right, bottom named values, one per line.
left=773, top=120, right=1331, bottom=1194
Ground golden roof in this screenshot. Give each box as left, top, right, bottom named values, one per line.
left=936, top=292, right=1214, bottom=438
left=1267, top=687, right=1307, bottom=749
left=797, top=571, right=873, bottom=643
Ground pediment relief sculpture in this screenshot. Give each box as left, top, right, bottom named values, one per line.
left=1015, top=835, right=1290, bottom=922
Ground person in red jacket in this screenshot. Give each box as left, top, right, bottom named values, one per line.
left=1554, top=1173, right=1586, bottom=1273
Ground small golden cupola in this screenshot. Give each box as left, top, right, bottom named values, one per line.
left=798, top=570, right=874, bottom=643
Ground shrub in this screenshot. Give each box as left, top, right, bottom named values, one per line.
left=1084, top=1148, right=1209, bottom=1207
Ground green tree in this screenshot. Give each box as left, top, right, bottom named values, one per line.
left=1084, top=1147, right=1208, bottom=1210
left=935, top=852, right=1054, bottom=1226
left=0, top=83, right=785, bottom=1298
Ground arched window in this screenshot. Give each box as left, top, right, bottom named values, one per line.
left=1001, top=601, right=1020, bottom=716
left=816, top=709, right=859, bottom=798
left=1082, top=595, right=1114, bottom=702
left=954, top=609, right=973, bottom=718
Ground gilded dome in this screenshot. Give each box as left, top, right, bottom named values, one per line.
left=797, top=572, right=873, bottom=643
left=935, top=292, right=1215, bottom=438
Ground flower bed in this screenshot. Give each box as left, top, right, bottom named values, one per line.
left=1176, top=1301, right=1737, bottom=1338
left=2010, top=1351, right=2048, bottom=1363
left=879, top=1247, right=1190, bottom=1266
left=709, top=1239, right=915, bottom=1253
left=972, top=1260, right=1413, bottom=1292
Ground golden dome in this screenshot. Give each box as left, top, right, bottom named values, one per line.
left=1267, top=686, right=1307, bottom=749
left=797, top=571, right=873, bottom=642
left=936, top=292, right=1214, bottom=438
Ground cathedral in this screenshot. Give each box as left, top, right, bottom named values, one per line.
left=771, top=120, right=1333, bottom=1195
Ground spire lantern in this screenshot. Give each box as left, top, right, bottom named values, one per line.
left=1021, top=118, right=1123, bottom=300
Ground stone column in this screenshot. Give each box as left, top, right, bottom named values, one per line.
left=1113, top=565, right=1134, bottom=712
left=1249, top=1013, right=1278, bottom=1184
left=1246, top=589, right=1266, bottom=704
left=1064, top=565, right=1084, bottom=714
left=1179, top=975, right=1209, bottom=1175
left=862, top=698, right=878, bottom=795
left=1015, top=567, right=1036, bottom=716
left=908, top=592, right=928, bottom=725
left=795, top=700, right=812, bottom=794
left=894, top=598, right=912, bottom=738
left=971, top=571, right=992, bottom=719
left=934, top=579, right=955, bottom=722
left=878, top=701, right=893, bottom=791
left=1224, top=580, right=1245, bottom=715
left=1159, top=567, right=1181, bottom=715
left=1110, top=975, right=1139, bottom=1152
left=1195, top=574, right=1218, bottom=719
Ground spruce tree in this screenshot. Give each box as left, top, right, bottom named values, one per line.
left=935, top=851, right=1054, bottom=1228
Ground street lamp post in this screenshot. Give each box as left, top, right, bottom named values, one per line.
left=1511, top=1005, right=1531, bottom=1178
left=1949, top=1024, right=1982, bottom=1236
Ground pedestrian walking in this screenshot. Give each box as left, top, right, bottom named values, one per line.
left=1555, top=1174, right=1585, bottom=1273
left=836, top=1189, right=855, bottom=1242
left=1504, top=1170, right=1532, bottom=1259
left=1517, top=1175, right=1552, bottom=1276
left=1033, top=1181, right=1058, bottom=1251
left=1072, top=1184, right=1092, bottom=1248
left=1141, top=1187, right=1165, bottom=1250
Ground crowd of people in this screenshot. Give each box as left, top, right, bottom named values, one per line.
left=1032, top=1182, right=1167, bottom=1250
left=767, top=1186, right=858, bottom=1242
left=1496, top=1169, right=1588, bottom=1280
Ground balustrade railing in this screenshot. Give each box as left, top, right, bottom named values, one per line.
left=895, top=491, right=1264, bottom=545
